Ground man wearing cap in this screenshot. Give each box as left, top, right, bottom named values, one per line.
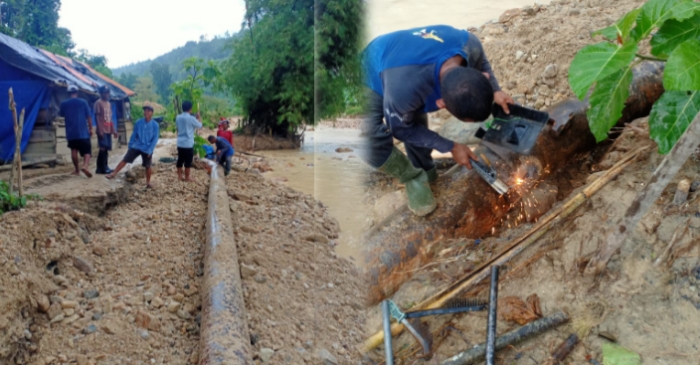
left=94, top=85, right=118, bottom=174
left=106, top=104, right=160, bottom=188
left=59, top=85, right=93, bottom=178
left=175, top=100, right=202, bottom=182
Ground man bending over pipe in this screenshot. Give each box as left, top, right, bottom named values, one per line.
left=361, top=25, right=513, bottom=216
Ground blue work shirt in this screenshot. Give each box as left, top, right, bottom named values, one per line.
left=175, top=112, right=203, bottom=148
left=214, top=137, right=234, bottom=157
left=129, top=118, right=160, bottom=155
left=362, top=25, right=501, bottom=153
left=59, top=97, right=92, bottom=141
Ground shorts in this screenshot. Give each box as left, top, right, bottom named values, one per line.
left=176, top=147, right=194, bottom=168
left=122, top=148, right=153, bottom=168
left=67, top=138, right=92, bottom=157
left=98, top=134, right=112, bottom=150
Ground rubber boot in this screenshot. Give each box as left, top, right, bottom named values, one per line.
left=426, top=166, right=438, bottom=184
left=95, top=151, right=106, bottom=174
left=378, top=147, right=437, bottom=216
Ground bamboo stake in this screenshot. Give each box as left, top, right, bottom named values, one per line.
left=7, top=88, right=18, bottom=195
left=15, top=108, right=25, bottom=196
left=360, top=145, right=649, bottom=354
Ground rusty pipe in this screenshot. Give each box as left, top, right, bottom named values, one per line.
left=199, top=161, right=254, bottom=364
left=362, top=61, right=665, bottom=306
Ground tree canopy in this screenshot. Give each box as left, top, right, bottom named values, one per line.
left=219, top=0, right=363, bottom=137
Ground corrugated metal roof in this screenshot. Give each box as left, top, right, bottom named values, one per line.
left=0, top=32, right=135, bottom=99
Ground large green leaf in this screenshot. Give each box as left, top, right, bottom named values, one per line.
left=649, top=90, right=700, bottom=153
left=588, top=66, right=634, bottom=142
left=568, top=41, right=638, bottom=100
left=602, top=343, right=641, bottom=365
left=593, top=9, right=641, bottom=42
left=664, top=39, right=700, bottom=90
left=650, top=13, right=700, bottom=57
left=632, top=0, right=700, bottom=41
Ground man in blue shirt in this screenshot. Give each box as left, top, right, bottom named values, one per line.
left=106, top=104, right=160, bottom=188
left=59, top=85, right=94, bottom=178
left=361, top=25, right=514, bottom=216
left=175, top=100, right=202, bottom=182
left=207, top=135, right=234, bottom=176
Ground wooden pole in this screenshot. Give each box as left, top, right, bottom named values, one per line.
left=360, top=146, right=649, bottom=354
left=7, top=88, right=17, bottom=195
left=15, top=108, right=25, bottom=196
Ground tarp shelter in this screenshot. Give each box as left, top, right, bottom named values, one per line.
left=0, top=32, right=136, bottom=165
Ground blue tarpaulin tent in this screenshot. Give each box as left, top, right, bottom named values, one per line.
left=0, top=32, right=135, bottom=164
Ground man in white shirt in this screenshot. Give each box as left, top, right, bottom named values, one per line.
left=175, top=100, right=203, bottom=182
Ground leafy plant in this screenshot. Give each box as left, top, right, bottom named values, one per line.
left=568, top=0, right=700, bottom=153
left=193, top=135, right=209, bottom=158
left=0, top=181, right=41, bottom=214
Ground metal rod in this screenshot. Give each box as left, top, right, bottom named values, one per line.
left=381, top=300, right=394, bottom=365
left=404, top=305, right=487, bottom=319
left=486, top=266, right=500, bottom=365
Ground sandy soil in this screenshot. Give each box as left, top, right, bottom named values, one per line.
left=227, top=168, right=367, bottom=364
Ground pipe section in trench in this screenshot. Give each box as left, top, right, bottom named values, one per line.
left=362, top=61, right=665, bottom=306
left=199, top=161, right=254, bottom=364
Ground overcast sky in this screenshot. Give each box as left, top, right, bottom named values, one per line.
left=58, top=0, right=246, bottom=69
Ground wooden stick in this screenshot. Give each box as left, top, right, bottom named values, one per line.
left=15, top=108, right=25, bottom=196
left=360, top=146, right=648, bottom=354
left=586, top=111, right=700, bottom=275
left=7, top=88, right=17, bottom=195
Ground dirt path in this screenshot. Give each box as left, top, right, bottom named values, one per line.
left=0, top=163, right=209, bottom=365
left=227, top=169, right=367, bottom=364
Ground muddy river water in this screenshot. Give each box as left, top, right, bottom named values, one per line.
left=261, top=0, right=552, bottom=263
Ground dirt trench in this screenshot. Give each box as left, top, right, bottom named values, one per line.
left=0, top=163, right=208, bottom=365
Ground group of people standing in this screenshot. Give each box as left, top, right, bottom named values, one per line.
left=59, top=85, right=236, bottom=188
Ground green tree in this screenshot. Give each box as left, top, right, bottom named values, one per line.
left=116, top=72, right=138, bottom=90
left=75, top=49, right=113, bottom=77
left=169, top=57, right=222, bottom=128
left=314, top=0, right=364, bottom=120
left=568, top=0, right=700, bottom=154
left=0, top=0, right=76, bottom=55
left=150, top=62, right=172, bottom=104
left=133, top=76, right=160, bottom=103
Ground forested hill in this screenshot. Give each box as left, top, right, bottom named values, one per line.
left=112, top=34, right=235, bottom=78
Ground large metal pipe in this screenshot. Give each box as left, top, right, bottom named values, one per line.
left=362, top=62, right=665, bottom=306
left=485, top=266, right=499, bottom=365
left=199, top=162, right=254, bottom=364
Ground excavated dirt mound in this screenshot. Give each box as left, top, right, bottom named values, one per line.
left=0, top=164, right=208, bottom=365
left=227, top=170, right=367, bottom=364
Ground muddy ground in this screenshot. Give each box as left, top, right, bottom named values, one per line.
left=361, top=0, right=700, bottom=363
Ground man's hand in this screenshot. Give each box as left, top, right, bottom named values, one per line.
left=494, top=91, right=514, bottom=114
left=451, top=142, right=478, bottom=169
left=113, top=132, right=119, bottom=139
left=89, top=129, right=94, bottom=137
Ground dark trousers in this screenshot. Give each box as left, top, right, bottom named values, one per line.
left=360, top=88, right=435, bottom=171
left=218, top=154, right=232, bottom=175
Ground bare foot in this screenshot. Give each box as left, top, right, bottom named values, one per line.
left=105, top=174, right=115, bottom=180
left=70, top=171, right=80, bottom=176
left=146, top=184, right=154, bottom=189
left=81, top=167, right=93, bottom=178
left=185, top=177, right=195, bottom=182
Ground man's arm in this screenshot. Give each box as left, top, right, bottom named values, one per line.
left=191, top=115, right=203, bottom=129
left=148, top=123, right=159, bottom=155
left=466, top=34, right=514, bottom=112
left=94, top=102, right=104, bottom=137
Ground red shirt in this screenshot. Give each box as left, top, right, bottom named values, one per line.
left=217, top=129, right=234, bottom=147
